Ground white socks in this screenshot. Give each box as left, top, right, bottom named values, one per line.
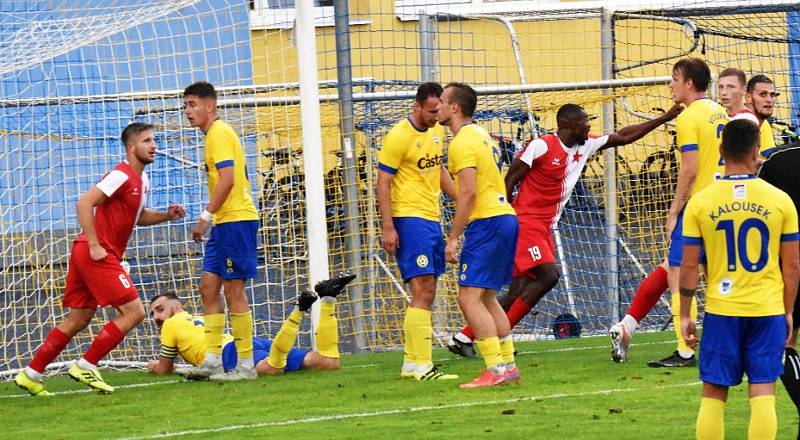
left=621, top=314, right=638, bottom=334
left=25, top=366, right=43, bottom=382
left=77, top=358, right=97, bottom=370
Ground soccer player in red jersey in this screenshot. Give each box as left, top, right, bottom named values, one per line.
left=14, top=123, right=186, bottom=396
left=718, top=68, right=759, bottom=125
left=447, top=103, right=682, bottom=357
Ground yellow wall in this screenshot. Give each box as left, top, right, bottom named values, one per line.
left=247, top=3, right=792, bottom=175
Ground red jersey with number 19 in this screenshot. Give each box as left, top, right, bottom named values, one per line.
left=73, top=161, right=149, bottom=259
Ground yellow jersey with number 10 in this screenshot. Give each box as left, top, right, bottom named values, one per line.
left=683, top=176, right=799, bottom=317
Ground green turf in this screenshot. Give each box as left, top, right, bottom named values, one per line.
left=2, top=331, right=797, bottom=439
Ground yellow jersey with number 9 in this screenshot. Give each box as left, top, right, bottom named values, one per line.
left=683, top=176, right=799, bottom=316
left=448, top=124, right=515, bottom=222
left=675, top=98, right=729, bottom=196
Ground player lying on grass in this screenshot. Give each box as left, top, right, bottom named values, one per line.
left=147, top=273, right=355, bottom=377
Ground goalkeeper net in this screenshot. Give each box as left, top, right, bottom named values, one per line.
left=3, top=0, right=800, bottom=375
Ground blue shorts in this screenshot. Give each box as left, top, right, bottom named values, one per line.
left=668, top=209, right=706, bottom=267
left=458, top=214, right=518, bottom=290
left=222, top=337, right=308, bottom=373
left=202, top=220, right=259, bottom=279
left=699, top=312, right=786, bottom=386
left=394, top=217, right=445, bottom=282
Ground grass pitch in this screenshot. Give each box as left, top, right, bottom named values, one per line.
left=2, top=331, right=797, bottom=439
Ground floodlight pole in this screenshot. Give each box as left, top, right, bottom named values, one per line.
left=334, top=0, right=368, bottom=351
left=296, top=0, right=331, bottom=348
left=601, top=9, right=620, bottom=326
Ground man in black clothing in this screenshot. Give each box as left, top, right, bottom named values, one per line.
left=759, top=141, right=800, bottom=440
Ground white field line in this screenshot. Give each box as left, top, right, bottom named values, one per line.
left=0, top=379, right=182, bottom=398
left=115, top=381, right=701, bottom=440
left=436, top=338, right=674, bottom=362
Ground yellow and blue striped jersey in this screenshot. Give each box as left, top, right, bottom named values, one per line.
left=675, top=98, right=729, bottom=196
left=159, top=311, right=233, bottom=366
left=448, top=124, right=515, bottom=222
left=683, top=175, right=799, bottom=316
left=205, top=119, right=258, bottom=224
left=378, top=118, right=445, bottom=221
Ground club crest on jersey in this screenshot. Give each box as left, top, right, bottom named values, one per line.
left=719, top=278, right=733, bottom=296
left=733, top=184, right=746, bottom=199
left=416, top=255, right=429, bottom=268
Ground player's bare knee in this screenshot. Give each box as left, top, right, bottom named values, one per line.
left=409, top=276, right=436, bottom=309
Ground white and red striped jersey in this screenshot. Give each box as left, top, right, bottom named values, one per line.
left=729, top=107, right=760, bottom=125
left=74, top=161, right=149, bottom=259
left=513, top=134, right=609, bottom=228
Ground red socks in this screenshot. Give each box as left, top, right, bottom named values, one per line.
left=29, top=328, right=71, bottom=373
left=460, top=298, right=534, bottom=340
left=627, top=266, right=669, bottom=322
left=83, top=321, right=125, bottom=366
left=506, top=298, right=533, bottom=329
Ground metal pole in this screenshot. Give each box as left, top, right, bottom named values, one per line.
left=334, top=0, right=368, bottom=351
left=418, top=12, right=448, bottom=347
left=295, top=0, right=330, bottom=348
left=601, top=9, right=619, bottom=326
left=419, top=11, right=438, bottom=82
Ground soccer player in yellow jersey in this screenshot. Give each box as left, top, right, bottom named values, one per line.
left=680, top=119, right=800, bottom=440
left=640, top=58, right=730, bottom=368
left=377, top=82, right=458, bottom=381
left=183, top=82, right=259, bottom=381
left=148, top=273, right=355, bottom=377
left=746, top=74, right=779, bottom=156
left=437, top=83, right=519, bottom=389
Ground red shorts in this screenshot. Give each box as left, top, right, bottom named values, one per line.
left=512, top=223, right=557, bottom=277
left=63, top=241, right=138, bottom=309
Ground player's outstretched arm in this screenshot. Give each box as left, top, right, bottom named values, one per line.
left=602, top=103, right=684, bottom=150
left=137, top=204, right=187, bottom=226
